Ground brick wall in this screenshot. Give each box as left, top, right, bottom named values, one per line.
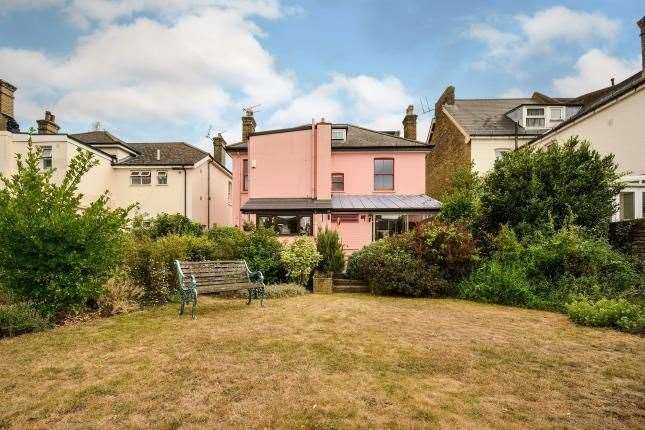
left=426, top=107, right=470, bottom=199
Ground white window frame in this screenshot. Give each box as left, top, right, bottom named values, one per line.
left=130, top=170, right=151, bottom=186
left=41, top=145, right=53, bottom=169
left=524, top=107, right=546, bottom=129
left=550, top=107, right=564, bottom=122
left=156, top=170, right=168, bottom=185
left=331, top=129, right=346, bottom=141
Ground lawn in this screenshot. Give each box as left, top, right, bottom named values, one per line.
left=1, top=294, right=643, bottom=429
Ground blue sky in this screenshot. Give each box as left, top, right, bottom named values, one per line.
left=1, top=1, right=642, bottom=151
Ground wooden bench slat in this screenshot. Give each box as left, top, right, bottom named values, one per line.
left=197, top=283, right=255, bottom=294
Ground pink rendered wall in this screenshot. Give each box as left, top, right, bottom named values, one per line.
left=231, top=153, right=249, bottom=227
left=315, top=123, right=332, bottom=200
left=330, top=151, right=426, bottom=195
left=250, top=128, right=314, bottom=198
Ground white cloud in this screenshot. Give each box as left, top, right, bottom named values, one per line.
left=1, top=6, right=294, bottom=142
left=552, top=49, right=640, bottom=96
left=468, top=6, right=620, bottom=68
left=499, top=88, right=527, bottom=98
left=268, top=74, right=424, bottom=139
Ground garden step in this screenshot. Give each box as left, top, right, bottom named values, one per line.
left=333, top=279, right=367, bottom=286
left=333, top=284, right=370, bottom=293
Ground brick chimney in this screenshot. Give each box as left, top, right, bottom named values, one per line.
left=435, top=86, right=455, bottom=116
left=0, top=79, right=18, bottom=132
left=212, top=133, right=227, bottom=165
left=37, top=111, right=60, bottom=134
left=241, top=109, right=256, bottom=142
left=402, top=105, right=417, bottom=140
left=638, top=16, right=645, bottom=76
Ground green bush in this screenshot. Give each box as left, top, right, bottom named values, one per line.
left=438, top=164, right=482, bottom=226
left=240, top=226, right=284, bottom=284
left=207, top=225, right=247, bottom=259
left=125, top=234, right=218, bottom=305
left=0, top=137, right=131, bottom=318
left=316, top=228, right=345, bottom=274
left=280, top=237, right=321, bottom=286
left=137, top=213, right=203, bottom=239
left=347, top=237, right=447, bottom=297
left=481, top=137, right=622, bottom=238
left=410, top=218, right=476, bottom=281
left=567, top=298, right=644, bottom=334
left=458, top=260, right=536, bottom=306
left=0, top=303, right=50, bottom=337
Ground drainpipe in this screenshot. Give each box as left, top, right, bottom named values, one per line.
left=207, top=161, right=211, bottom=228
left=183, top=166, right=187, bottom=217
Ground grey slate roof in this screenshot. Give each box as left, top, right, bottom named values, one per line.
left=241, top=198, right=332, bottom=212
left=331, top=194, right=441, bottom=211
left=115, top=142, right=210, bottom=166
left=225, top=123, right=431, bottom=152
left=240, top=194, right=441, bottom=212
left=69, top=131, right=138, bottom=153
left=444, top=99, right=547, bottom=136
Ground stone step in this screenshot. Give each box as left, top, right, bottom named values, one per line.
left=333, top=284, right=370, bottom=293
left=333, top=278, right=367, bottom=286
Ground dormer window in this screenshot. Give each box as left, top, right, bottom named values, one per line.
left=525, top=108, right=545, bottom=128
left=550, top=107, right=564, bottom=122
left=331, top=129, right=346, bottom=141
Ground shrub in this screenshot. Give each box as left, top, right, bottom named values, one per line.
left=140, top=213, right=203, bottom=239
left=280, top=237, right=321, bottom=286
left=525, top=226, right=639, bottom=305
left=566, top=298, right=644, bottom=334
left=458, top=260, right=536, bottom=306
left=0, top=303, right=50, bottom=337
left=207, top=225, right=247, bottom=259
left=481, top=137, right=622, bottom=238
left=125, top=234, right=218, bottom=305
left=0, top=137, right=131, bottom=318
left=439, top=164, right=482, bottom=226
left=265, top=283, right=309, bottom=299
left=97, top=270, right=144, bottom=316
left=316, top=228, right=345, bottom=274
left=240, top=226, right=284, bottom=284
left=347, top=238, right=447, bottom=297
left=410, top=218, right=476, bottom=281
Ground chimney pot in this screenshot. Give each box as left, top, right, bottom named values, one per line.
left=212, top=132, right=227, bottom=165
left=36, top=110, right=60, bottom=134
left=0, top=79, right=18, bottom=132
left=241, top=110, right=256, bottom=142
left=402, top=104, right=417, bottom=140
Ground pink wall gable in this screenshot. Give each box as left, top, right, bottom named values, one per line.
left=315, top=123, right=332, bottom=200
left=250, top=129, right=313, bottom=198
left=330, top=151, right=426, bottom=195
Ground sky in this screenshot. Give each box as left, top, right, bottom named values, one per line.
left=0, top=0, right=643, bottom=153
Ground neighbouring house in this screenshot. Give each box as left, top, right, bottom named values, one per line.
left=0, top=82, right=233, bottom=227
left=531, top=17, right=645, bottom=221
left=425, top=87, right=585, bottom=199
left=226, top=107, right=439, bottom=253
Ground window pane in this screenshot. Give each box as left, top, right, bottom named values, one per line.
left=374, top=214, right=406, bottom=240
left=331, top=173, right=344, bottom=191
left=142, top=176, right=151, bottom=185
left=526, top=118, right=545, bottom=127
left=550, top=107, right=563, bottom=120
left=375, top=174, right=393, bottom=190
left=620, top=192, right=635, bottom=220
left=299, top=216, right=311, bottom=235
left=526, top=108, right=544, bottom=116
left=374, top=159, right=393, bottom=174
left=157, top=171, right=167, bottom=185
left=243, top=159, right=249, bottom=191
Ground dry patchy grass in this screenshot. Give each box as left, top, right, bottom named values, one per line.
left=1, top=294, right=644, bottom=429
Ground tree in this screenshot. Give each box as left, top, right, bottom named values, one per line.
left=0, top=137, right=132, bottom=317
left=480, top=137, right=622, bottom=238
left=438, top=163, right=482, bottom=226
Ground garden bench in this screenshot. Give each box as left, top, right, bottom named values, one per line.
left=174, top=260, right=266, bottom=319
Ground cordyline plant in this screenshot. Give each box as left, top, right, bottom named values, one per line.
left=0, top=135, right=133, bottom=318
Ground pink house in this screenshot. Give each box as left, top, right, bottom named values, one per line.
left=226, top=107, right=440, bottom=253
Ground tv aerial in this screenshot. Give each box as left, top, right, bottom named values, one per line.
left=242, top=104, right=261, bottom=116
left=419, top=96, right=434, bottom=115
